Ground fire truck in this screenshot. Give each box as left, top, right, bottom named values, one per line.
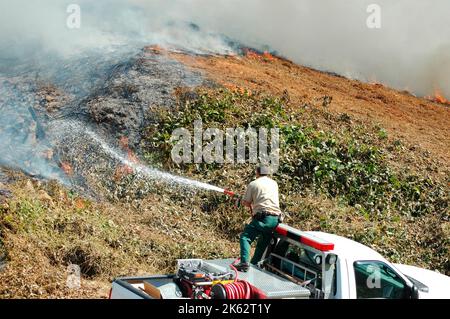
left=110, top=224, right=450, bottom=299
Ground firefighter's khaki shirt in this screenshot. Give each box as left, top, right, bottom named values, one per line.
left=243, top=176, right=281, bottom=215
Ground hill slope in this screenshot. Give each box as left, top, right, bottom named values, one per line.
left=173, top=50, right=450, bottom=169
left=0, top=48, right=448, bottom=298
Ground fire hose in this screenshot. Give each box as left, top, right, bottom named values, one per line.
left=204, top=190, right=253, bottom=299
left=210, top=258, right=252, bottom=299
left=222, top=280, right=252, bottom=299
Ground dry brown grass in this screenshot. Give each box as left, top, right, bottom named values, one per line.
left=0, top=176, right=240, bottom=298
left=171, top=51, right=450, bottom=171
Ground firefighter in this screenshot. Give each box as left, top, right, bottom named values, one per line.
left=235, top=165, right=282, bottom=272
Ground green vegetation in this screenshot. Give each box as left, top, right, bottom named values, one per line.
left=143, top=88, right=449, bottom=274
left=146, top=89, right=447, bottom=218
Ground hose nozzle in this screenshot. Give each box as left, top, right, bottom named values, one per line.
left=223, top=189, right=242, bottom=207
left=223, top=189, right=236, bottom=197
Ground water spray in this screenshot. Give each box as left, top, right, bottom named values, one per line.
left=72, top=122, right=231, bottom=194
left=86, top=130, right=224, bottom=192
left=50, top=120, right=244, bottom=199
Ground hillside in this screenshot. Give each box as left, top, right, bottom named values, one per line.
left=172, top=50, right=450, bottom=169
left=0, top=47, right=448, bottom=298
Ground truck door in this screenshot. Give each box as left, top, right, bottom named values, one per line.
left=352, top=261, right=411, bottom=299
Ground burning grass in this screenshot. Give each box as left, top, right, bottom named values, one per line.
left=171, top=51, right=450, bottom=167
left=426, top=88, right=450, bottom=106
left=243, top=48, right=277, bottom=62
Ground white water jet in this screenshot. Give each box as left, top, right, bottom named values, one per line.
left=72, top=122, right=225, bottom=193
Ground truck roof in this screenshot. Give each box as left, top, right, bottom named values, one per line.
left=304, top=231, right=387, bottom=262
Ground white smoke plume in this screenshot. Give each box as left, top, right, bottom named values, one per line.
left=180, top=0, right=450, bottom=98
left=1, top=0, right=449, bottom=97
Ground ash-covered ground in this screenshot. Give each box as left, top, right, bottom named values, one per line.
left=0, top=46, right=210, bottom=198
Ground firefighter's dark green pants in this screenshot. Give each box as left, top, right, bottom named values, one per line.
left=240, top=215, right=279, bottom=265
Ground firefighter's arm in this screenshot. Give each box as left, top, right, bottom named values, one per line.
left=242, top=184, right=253, bottom=211
left=243, top=201, right=253, bottom=216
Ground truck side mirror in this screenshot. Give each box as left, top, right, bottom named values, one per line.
left=411, top=285, right=420, bottom=299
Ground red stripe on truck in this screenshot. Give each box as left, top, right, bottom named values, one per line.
left=300, top=237, right=334, bottom=252
left=275, top=226, right=288, bottom=236
left=275, top=225, right=334, bottom=251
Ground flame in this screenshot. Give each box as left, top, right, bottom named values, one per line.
left=426, top=88, right=450, bottom=105
left=145, top=44, right=165, bottom=55
left=223, top=83, right=252, bottom=96
left=433, top=89, right=449, bottom=104
left=75, top=198, right=87, bottom=210
left=115, top=136, right=139, bottom=181
left=262, top=51, right=276, bottom=61
left=60, top=162, right=73, bottom=176
left=244, top=49, right=276, bottom=62
left=119, top=136, right=130, bottom=152
left=119, top=136, right=139, bottom=164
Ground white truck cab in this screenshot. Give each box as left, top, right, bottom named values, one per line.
left=110, top=224, right=450, bottom=299
left=272, top=227, right=450, bottom=299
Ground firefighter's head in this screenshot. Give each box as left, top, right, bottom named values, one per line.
left=256, top=165, right=271, bottom=178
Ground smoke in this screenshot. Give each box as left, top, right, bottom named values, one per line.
left=177, top=0, right=450, bottom=98
left=0, top=0, right=448, bottom=187
left=1, top=0, right=449, bottom=96
left=0, top=0, right=233, bottom=66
